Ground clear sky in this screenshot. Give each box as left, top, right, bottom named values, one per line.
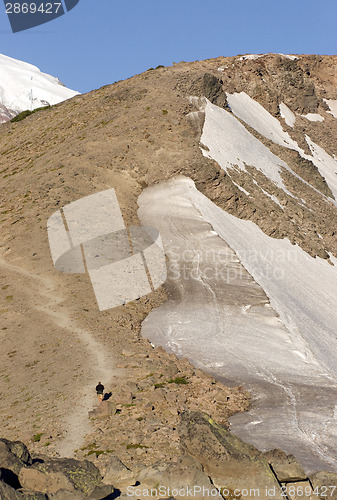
left=0, top=0, right=336, bottom=94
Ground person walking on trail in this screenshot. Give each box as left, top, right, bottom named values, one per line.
left=96, top=382, right=104, bottom=402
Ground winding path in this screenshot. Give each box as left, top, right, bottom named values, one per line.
left=0, top=254, right=116, bottom=457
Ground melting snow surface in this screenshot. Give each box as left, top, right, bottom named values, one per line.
left=139, top=176, right=337, bottom=472
left=199, top=97, right=336, bottom=204
left=0, top=53, right=79, bottom=114
left=279, top=103, right=296, bottom=127
left=219, top=93, right=337, bottom=203
left=323, top=99, right=337, bottom=119
left=200, top=98, right=292, bottom=194
left=306, top=136, right=337, bottom=200
left=226, top=92, right=299, bottom=149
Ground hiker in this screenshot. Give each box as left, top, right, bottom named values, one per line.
left=96, top=382, right=104, bottom=402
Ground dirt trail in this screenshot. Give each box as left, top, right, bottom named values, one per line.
left=0, top=253, right=116, bottom=457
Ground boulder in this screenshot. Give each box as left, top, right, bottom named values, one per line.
left=87, top=483, right=115, bottom=499
left=32, top=457, right=103, bottom=496
left=263, top=449, right=307, bottom=482
left=0, top=438, right=113, bottom=498
left=49, top=490, right=85, bottom=500
left=310, top=472, right=337, bottom=499
left=3, top=439, right=32, bottom=465
left=137, top=456, right=222, bottom=500
left=0, top=439, right=31, bottom=476
left=103, top=455, right=137, bottom=488
left=89, top=401, right=116, bottom=419
left=179, top=411, right=283, bottom=499
left=19, top=467, right=75, bottom=494
left=0, top=480, right=48, bottom=499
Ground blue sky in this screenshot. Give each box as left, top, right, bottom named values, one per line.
left=0, top=0, right=336, bottom=94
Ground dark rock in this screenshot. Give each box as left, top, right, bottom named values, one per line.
left=179, top=411, right=282, bottom=495
left=310, top=472, right=337, bottom=498
left=0, top=439, right=28, bottom=476
left=103, top=455, right=136, bottom=488
left=48, top=489, right=85, bottom=499
left=32, top=457, right=102, bottom=496
left=2, top=439, right=32, bottom=466
left=263, top=449, right=307, bottom=482
left=0, top=480, right=48, bottom=499
left=0, top=466, right=21, bottom=489
left=87, top=483, right=115, bottom=499
left=202, top=73, right=229, bottom=109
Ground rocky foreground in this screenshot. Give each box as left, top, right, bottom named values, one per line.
left=1, top=413, right=337, bottom=499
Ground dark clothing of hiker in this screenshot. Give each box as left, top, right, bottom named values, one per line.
left=96, top=383, right=104, bottom=394
left=96, top=383, right=104, bottom=402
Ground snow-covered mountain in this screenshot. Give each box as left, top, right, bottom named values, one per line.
left=0, top=53, right=79, bottom=123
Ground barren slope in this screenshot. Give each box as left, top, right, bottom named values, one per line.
left=0, top=54, right=337, bottom=475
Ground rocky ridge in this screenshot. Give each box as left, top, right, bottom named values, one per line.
left=2, top=424, right=337, bottom=499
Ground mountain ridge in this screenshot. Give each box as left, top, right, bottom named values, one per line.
left=0, top=53, right=337, bottom=495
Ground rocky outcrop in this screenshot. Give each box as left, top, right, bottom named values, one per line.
left=202, top=73, right=230, bottom=110
left=179, top=411, right=337, bottom=499
left=2, top=413, right=337, bottom=499
left=0, top=439, right=32, bottom=477
left=0, top=479, right=49, bottom=499
left=179, top=411, right=283, bottom=497
left=0, top=438, right=115, bottom=499
left=103, top=455, right=136, bottom=489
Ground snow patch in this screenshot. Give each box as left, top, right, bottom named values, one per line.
left=200, top=98, right=293, bottom=195
left=199, top=98, right=330, bottom=204
left=238, top=54, right=297, bottom=61
left=230, top=180, right=251, bottom=196
left=305, top=136, right=337, bottom=200
left=219, top=92, right=336, bottom=204
left=252, top=179, right=284, bottom=209
left=277, top=53, right=298, bottom=60
left=324, top=99, right=337, bottom=119
left=279, top=103, right=296, bottom=127
left=301, top=113, right=324, bottom=122
left=226, top=92, right=299, bottom=150
left=238, top=54, right=263, bottom=61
